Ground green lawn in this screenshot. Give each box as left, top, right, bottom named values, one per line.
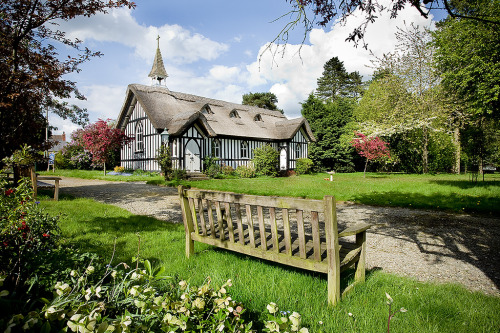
left=40, top=195, right=500, bottom=333
left=177, top=172, right=500, bottom=215
left=40, top=170, right=500, bottom=215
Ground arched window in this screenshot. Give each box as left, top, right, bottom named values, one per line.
left=212, top=139, right=220, bottom=157
left=240, top=141, right=249, bottom=159
left=254, top=114, right=262, bottom=122
left=135, top=121, right=144, bottom=152
left=295, top=143, right=302, bottom=159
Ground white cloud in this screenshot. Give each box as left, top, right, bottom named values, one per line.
left=56, top=7, right=228, bottom=64
left=209, top=65, right=241, bottom=82
left=245, top=0, right=435, bottom=118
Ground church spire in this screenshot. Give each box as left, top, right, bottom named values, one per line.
left=148, top=35, right=168, bottom=86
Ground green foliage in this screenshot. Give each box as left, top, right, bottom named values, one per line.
left=235, top=165, right=256, bottom=178
left=242, top=92, right=283, bottom=113
left=433, top=2, right=500, bottom=120
left=204, top=156, right=221, bottom=178
left=221, top=164, right=235, bottom=176
left=171, top=169, right=187, bottom=181
left=263, top=302, right=309, bottom=332
left=295, top=158, right=314, bottom=175
left=252, top=145, right=279, bottom=177
left=301, top=94, right=356, bottom=172
left=315, top=56, right=363, bottom=101
left=0, top=178, right=61, bottom=289
left=156, top=144, right=173, bottom=181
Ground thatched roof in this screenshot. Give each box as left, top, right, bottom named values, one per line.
left=117, top=84, right=315, bottom=141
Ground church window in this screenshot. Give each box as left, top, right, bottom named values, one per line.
left=295, top=143, right=302, bottom=159
left=241, top=141, right=249, bottom=159
left=136, top=121, right=144, bottom=152
left=212, top=139, right=221, bottom=157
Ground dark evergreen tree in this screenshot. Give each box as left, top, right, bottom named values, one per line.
left=315, top=57, right=363, bottom=101
left=301, top=93, right=357, bottom=172
left=242, top=92, right=283, bottom=113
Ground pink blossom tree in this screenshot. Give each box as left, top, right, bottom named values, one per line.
left=351, top=132, right=391, bottom=177
left=82, top=119, right=132, bottom=175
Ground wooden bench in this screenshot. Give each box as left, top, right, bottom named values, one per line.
left=178, top=186, right=370, bottom=306
left=29, top=168, right=61, bottom=201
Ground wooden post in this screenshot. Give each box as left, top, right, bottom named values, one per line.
left=354, top=230, right=366, bottom=283
left=54, top=179, right=59, bottom=201
left=178, top=186, right=194, bottom=258
left=324, top=195, right=340, bottom=306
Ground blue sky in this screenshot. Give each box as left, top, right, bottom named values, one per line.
left=52, top=0, right=445, bottom=137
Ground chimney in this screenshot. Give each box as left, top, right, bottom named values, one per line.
left=62, top=132, right=66, bottom=142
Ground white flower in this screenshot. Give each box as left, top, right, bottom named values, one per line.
left=267, top=302, right=278, bottom=314
left=111, top=270, right=117, bottom=279
left=299, top=328, right=309, bottom=333
left=85, top=266, right=95, bottom=274
left=70, top=270, right=77, bottom=277
left=179, top=280, right=188, bottom=290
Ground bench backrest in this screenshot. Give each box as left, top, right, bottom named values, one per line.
left=178, top=186, right=340, bottom=273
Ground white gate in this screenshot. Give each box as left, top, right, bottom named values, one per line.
left=185, top=140, right=201, bottom=172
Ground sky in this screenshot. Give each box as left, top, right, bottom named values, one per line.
left=51, top=0, right=446, bottom=137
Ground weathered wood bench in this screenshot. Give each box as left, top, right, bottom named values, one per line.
left=178, top=186, right=370, bottom=306
left=30, top=168, right=61, bottom=201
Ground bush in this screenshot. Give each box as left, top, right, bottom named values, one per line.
left=113, top=166, right=125, bottom=173
left=171, top=169, right=187, bottom=180
left=235, top=165, right=256, bottom=178
left=221, top=164, right=235, bottom=176
left=295, top=158, right=314, bottom=175
left=0, top=178, right=61, bottom=290
left=203, top=156, right=220, bottom=178
left=252, top=145, right=279, bottom=177
left=156, top=145, right=173, bottom=180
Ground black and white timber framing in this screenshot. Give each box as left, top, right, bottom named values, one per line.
left=117, top=84, right=315, bottom=173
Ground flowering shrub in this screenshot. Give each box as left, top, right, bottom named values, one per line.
left=351, top=132, right=391, bottom=177
left=221, top=164, right=235, bottom=176
left=0, top=178, right=61, bottom=289
left=235, top=165, right=256, bottom=178
left=114, top=166, right=125, bottom=173
left=264, top=302, right=309, bottom=332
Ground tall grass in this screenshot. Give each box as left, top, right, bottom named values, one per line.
left=41, top=195, right=500, bottom=332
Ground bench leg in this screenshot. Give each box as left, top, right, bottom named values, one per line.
left=354, top=231, right=366, bottom=283
left=54, top=180, right=59, bottom=201
left=327, top=256, right=341, bottom=306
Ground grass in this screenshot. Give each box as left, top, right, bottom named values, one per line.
left=38, top=169, right=164, bottom=182
left=40, top=170, right=500, bottom=215
left=174, top=172, right=500, bottom=215
left=40, top=194, right=500, bottom=332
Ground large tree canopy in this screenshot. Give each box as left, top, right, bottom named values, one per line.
left=315, top=57, right=363, bottom=101
left=242, top=92, right=283, bottom=113
left=0, top=0, right=135, bottom=161
left=433, top=1, right=500, bottom=120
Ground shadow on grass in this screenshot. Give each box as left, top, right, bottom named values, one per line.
left=348, top=191, right=500, bottom=293
left=430, top=179, right=500, bottom=190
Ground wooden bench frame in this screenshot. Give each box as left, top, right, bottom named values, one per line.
left=178, top=186, right=370, bottom=306
left=29, top=168, right=61, bottom=201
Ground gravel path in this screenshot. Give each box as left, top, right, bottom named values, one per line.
left=59, top=177, right=500, bottom=296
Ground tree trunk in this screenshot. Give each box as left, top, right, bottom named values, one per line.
left=363, top=158, right=368, bottom=178
left=103, top=162, right=106, bottom=176
left=453, top=126, right=461, bottom=174
left=422, top=127, right=429, bottom=174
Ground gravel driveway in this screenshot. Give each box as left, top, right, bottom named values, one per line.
left=59, top=177, right=500, bottom=296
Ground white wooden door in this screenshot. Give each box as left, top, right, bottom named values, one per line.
left=185, top=140, right=201, bottom=172
left=280, top=147, right=287, bottom=170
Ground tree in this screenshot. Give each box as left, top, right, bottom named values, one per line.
left=276, top=0, right=500, bottom=49
left=433, top=2, right=500, bottom=120
left=242, top=92, right=283, bottom=113
left=315, top=57, right=363, bottom=101
left=351, top=132, right=391, bottom=177
left=356, top=24, right=445, bottom=173
left=301, top=93, right=357, bottom=172
left=0, top=0, right=135, bottom=162
left=81, top=119, right=133, bottom=175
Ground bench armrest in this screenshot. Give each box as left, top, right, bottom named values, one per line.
left=338, top=223, right=370, bottom=238
left=36, top=176, right=62, bottom=180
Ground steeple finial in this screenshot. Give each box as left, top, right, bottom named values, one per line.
left=148, top=35, right=168, bottom=86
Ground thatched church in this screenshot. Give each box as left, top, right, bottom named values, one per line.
left=116, top=38, right=315, bottom=172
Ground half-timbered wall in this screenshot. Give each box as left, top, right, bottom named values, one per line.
left=287, top=128, right=309, bottom=170
left=121, top=102, right=161, bottom=171
left=204, top=136, right=278, bottom=170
